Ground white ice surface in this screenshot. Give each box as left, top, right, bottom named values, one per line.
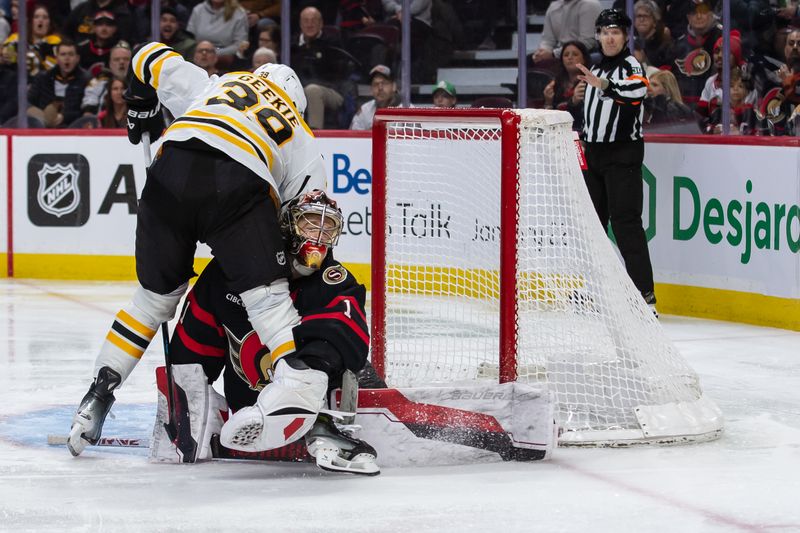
left=1, top=279, right=799, bottom=533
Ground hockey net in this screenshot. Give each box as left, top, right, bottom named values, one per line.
left=370, top=108, right=723, bottom=446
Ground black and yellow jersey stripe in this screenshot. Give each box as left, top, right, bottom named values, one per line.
left=105, top=309, right=157, bottom=360
left=133, top=42, right=182, bottom=90
left=167, top=108, right=275, bottom=170
left=130, top=41, right=327, bottom=200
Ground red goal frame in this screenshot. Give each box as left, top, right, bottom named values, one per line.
left=370, top=108, right=523, bottom=384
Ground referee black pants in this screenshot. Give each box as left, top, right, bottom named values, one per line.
left=583, top=140, right=654, bottom=295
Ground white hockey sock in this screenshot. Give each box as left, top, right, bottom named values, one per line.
left=94, top=283, right=188, bottom=382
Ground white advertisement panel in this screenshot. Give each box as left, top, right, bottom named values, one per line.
left=0, top=135, right=7, bottom=266
left=10, top=134, right=375, bottom=262
left=7, top=133, right=800, bottom=305
left=12, top=135, right=147, bottom=255
left=316, top=135, right=373, bottom=264
left=645, top=143, right=800, bottom=299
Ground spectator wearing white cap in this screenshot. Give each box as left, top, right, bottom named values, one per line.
left=350, top=64, right=399, bottom=130
left=432, top=80, right=457, bottom=108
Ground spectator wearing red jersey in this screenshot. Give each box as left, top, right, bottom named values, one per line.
left=696, top=31, right=756, bottom=128
left=77, top=10, right=119, bottom=77
left=703, top=67, right=756, bottom=135
left=672, top=0, right=721, bottom=105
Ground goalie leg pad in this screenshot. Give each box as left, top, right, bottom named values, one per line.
left=150, top=364, right=228, bottom=463
left=220, top=358, right=327, bottom=452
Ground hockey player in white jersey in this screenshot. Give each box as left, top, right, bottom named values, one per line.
left=68, top=45, right=330, bottom=457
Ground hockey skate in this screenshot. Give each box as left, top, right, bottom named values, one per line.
left=68, top=366, right=121, bottom=456
left=643, top=291, right=659, bottom=318
left=305, top=413, right=380, bottom=476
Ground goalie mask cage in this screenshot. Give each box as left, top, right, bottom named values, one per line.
left=370, top=108, right=723, bottom=446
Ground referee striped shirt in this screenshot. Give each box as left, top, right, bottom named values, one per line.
left=582, top=53, right=648, bottom=143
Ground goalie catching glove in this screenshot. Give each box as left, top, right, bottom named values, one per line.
left=67, top=366, right=121, bottom=456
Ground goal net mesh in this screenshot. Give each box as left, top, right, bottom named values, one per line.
left=376, top=109, right=722, bottom=445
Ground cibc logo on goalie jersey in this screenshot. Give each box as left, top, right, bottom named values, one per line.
left=27, top=154, right=90, bottom=226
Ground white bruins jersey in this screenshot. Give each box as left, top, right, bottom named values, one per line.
left=132, top=42, right=326, bottom=200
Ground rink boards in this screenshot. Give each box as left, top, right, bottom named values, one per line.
left=0, top=129, right=798, bottom=330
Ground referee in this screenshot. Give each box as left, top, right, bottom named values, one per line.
left=576, top=9, right=657, bottom=314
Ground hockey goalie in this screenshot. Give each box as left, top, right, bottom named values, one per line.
left=149, top=191, right=385, bottom=475
left=72, top=192, right=556, bottom=471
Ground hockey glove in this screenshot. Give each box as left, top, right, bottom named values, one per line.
left=124, top=95, right=164, bottom=145
left=67, top=366, right=121, bottom=456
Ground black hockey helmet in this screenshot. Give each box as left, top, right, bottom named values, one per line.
left=595, top=9, right=632, bottom=31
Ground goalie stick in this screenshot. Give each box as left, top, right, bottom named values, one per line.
left=47, top=433, right=311, bottom=462
left=339, top=369, right=358, bottom=425
left=140, top=132, right=180, bottom=446
left=49, top=374, right=360, bottom=454
left=49, top=434, right=148, bottom=448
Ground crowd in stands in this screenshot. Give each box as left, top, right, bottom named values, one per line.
left=530, top=0, right=800, bottom=135
left=0, top=0, right=798, bottom=135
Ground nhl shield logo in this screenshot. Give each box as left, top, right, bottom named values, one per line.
left=37, top=163, right=81, bottom=217
left=28, top=154, right=90, bottom=227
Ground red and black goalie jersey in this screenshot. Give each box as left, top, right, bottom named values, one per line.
left=170, top=254, right=370, bottom=412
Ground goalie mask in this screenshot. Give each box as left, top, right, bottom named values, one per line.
left=281, top=190, right=343, bottom=272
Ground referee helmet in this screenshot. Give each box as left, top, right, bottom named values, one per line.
left=595, top=9, right=632, bottom=31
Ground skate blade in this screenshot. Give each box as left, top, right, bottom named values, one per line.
left=315, top=450, right=380, bottom=476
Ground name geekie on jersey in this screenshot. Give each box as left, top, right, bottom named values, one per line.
left=236, top=72, right=301, bottom=126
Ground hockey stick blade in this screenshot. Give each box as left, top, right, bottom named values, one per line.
left=47, top=433, right=311, bottom=463
left=48, top=434, right=149, bottom=448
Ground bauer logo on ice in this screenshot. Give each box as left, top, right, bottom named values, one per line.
left=28, top=154, right=90, bottom=226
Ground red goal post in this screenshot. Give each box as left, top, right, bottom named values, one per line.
left=371, top=108, right=524, bottom=383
